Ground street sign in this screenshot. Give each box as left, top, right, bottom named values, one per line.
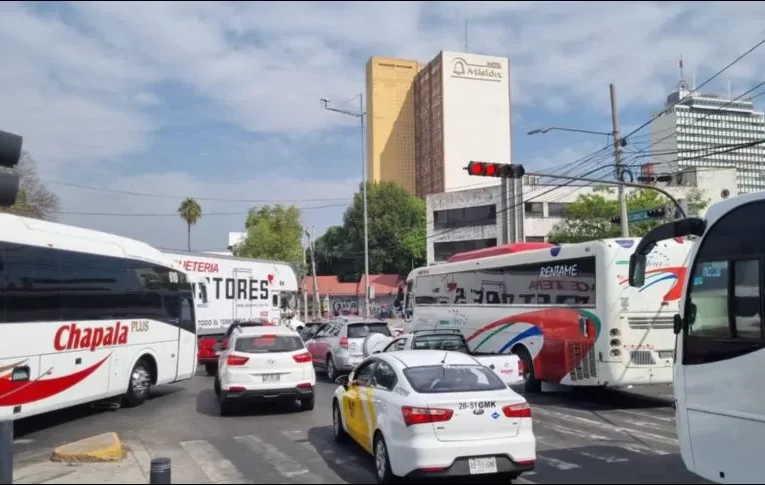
left=611, top=206, right=666, bottom=225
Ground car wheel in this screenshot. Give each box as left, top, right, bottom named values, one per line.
left=332, top=401, right=348, bottom=442
left=205, top=363, right=217, bottom=376
left=373, top=434, right=398, bottom=484
left=123, top=359, right=152, bottom=408
left=219, top=395, right=234, bottom=416
left=300, top=395, right=315, bottom=411
left=514, top=347, right=541, bottom=394
left=326, top=355, right=337, bottom=382
left=214, top=375, right=221, bottom=396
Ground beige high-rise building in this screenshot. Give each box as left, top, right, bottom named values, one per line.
left=366, top=57, right=421, bottom=194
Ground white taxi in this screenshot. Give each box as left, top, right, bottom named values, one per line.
left=214, top=325, right=316, bottom=416
left=332, top=350, right=536, bottom=483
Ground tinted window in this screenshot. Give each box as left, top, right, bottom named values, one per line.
left=683, top=200, right=765, bottom=365
left=433, top=205, right=497, bottom=230
left=5, top=244, right=61, bottom=322
left=347, top=322, right=391, bottom=339
left=412, top=334, right=468, bottom=352
left=433, top=238, right=497, bottom=263
left=415, top=256, right=596, bottom=306
left=235, top=335, right=303, bottom=353
left=372, top=361, right=397, bottom=390
left=60, top=251, right=129, bottom=321
left=403, top=365, right=505, bottom=394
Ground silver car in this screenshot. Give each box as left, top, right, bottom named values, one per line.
left=303, top=317, right=392, bottom=381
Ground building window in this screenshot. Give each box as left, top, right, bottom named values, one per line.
left=526, top=236, right=546, bottom=243
left=547, top=203, right=568, bottom=218
left=433, top=205, right=497, bottom=230
left=525, top=202, right=544, bottom=217
left=433, top=239, right=497, bottom=262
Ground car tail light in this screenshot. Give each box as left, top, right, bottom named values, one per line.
left=339, top=337, right=348, bottom=349
left=293, top=351, right=312, bottom=363
left=401, top=406, right=453, bottom=427
left=228, top=386, right=246, bottom=392
left=296, top=383, right=312, bottom=389
left=503, top=402, right=531, bottom=418
left=227, top=355, right=249, bottom=366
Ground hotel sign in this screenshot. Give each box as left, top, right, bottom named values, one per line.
left=450, top=57, right=503, bottom=82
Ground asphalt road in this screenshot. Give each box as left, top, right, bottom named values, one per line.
left=13, top=368, right=711, bottom=484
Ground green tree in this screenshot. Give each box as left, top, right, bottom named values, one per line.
left=319, top=181, right=425, bottom=279
left=236, top=204, right=304, bottom=264
left=177, top=197, right=202, bottom=252
left=547, top=186, right=711, bottom=244
left=1, top=152, right=60, bottom=220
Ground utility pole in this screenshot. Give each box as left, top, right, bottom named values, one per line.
left=610, top=83, right=629, bottom=237
left=308, top=226, right=320, bottom=320
left=302, top=241, right=309, bottom=321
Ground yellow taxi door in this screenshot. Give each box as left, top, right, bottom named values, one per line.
left=344, top=359, right=378, bottom=453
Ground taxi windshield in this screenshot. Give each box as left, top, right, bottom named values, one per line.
left=403, top=365, right=505, bottom=394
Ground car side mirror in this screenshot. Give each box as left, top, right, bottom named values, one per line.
left=673, top=314, right=683, bottom=335
left=629, top=254, right=647, bottom=287
left=335, top=374, right=349, bottom=389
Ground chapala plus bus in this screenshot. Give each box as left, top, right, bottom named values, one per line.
left=629, top=192, right=765, bottom=484
left=162, top=250, right=299, bottom=375
left=403, top=239, right=691, bottom=392
left=0, top=214, right=198, bottom=420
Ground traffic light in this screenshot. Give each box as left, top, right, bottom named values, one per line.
left=465, top=161, right=525, bottom=179
left=0, top=129, right=22, bottom=207
left=637, top=174, right=672, bottom=183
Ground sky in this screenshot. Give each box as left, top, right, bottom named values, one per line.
left=2, top=1, right=765, bottom=252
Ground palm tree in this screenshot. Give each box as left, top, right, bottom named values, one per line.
left=178, top=198, right=202, bottom=252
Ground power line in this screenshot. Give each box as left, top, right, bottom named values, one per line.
left=622, top=34, right=765, bottom=141
left=47, top=180, right=354, bottom=204
left=52, top=202, right=350, bottom=217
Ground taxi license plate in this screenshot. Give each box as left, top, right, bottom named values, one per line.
left=468, top=457, right=497, bottom=475
left=262, top=374, right=280, bottom=383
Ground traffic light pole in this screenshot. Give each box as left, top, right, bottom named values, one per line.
left=610, top=84, right=630, bottom=238
left=526, top=171, right=687, bottom=219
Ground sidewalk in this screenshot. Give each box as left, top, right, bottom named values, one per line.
left=14, top=439, right=154, bottom=484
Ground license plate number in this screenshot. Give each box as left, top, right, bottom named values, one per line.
left=262, top=374, right=280, bottom=383
left=468, top=457, right=497, bottom=475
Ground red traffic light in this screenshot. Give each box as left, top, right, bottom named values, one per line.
left=465, top=161, right=525, bottom=179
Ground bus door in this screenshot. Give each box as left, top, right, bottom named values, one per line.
left=232, top=268, right=252, bottom=321
left=175, top=293, right=197, bottom=380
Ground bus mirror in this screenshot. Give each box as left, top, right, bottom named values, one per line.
left=673, top=314, right=683, bottom=335
left=629, top=254, right=647, bottom=288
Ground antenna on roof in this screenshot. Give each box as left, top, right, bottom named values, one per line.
left=678, top=55, right=688, bottom=90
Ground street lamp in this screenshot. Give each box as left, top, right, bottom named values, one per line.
left=527, top=126, right=613, bottom=137
left=320, top=94, right=371, bottom=318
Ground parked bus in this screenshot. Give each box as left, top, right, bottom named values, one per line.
left=0, top=214, right=198, bottom=420
left=162, top=250, right=299, bottom=375
left=629, top=192, right=765, bottom=484
left=403, top=239, right=691, bottom=392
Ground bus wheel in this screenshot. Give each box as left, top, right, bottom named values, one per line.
left=513, top=347, right=541, bottom=394
left=123, top=359, right=152, bottom=407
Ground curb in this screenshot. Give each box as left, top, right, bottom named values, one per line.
left=50, top=432, right=126, bottom=463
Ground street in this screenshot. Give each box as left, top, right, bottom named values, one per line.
left=13, top=368, right=710, bottom=484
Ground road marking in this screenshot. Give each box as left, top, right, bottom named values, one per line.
left=536, top=420, right=615, bottom=442
left=281, top=430, right=359, bottom=466
left=515, top=475, right=537, bottom=484
left=534, top=407, right=679, bottom=446
left=572, top=450, right=629, bottom=463
left=236, top=434, right=322, bottom=483
left=615, top=443, right=671, bottom=456
left=536, top=455, right=581, bottom=470
left=611, top=408, right=675, bottom=422
left=180, top=440, right=248, bottom=484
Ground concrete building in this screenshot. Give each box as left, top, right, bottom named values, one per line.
left=425, top=168, right=737, bottom=265
left=366, top=56, right=421, bottom=194
left=649, top=83, right=765, bottom=193
left=414, top=50, right=511, bottom=197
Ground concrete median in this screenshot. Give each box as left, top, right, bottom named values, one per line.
left=51, top=432, right=126, bottom=463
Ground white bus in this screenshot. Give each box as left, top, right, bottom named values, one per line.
left=0, top=214, right=198, bottom=420
left=161, top=250, right=299, bottom=375
left=403, top=238, right=691, bottom=393
left=629, top=192, right=765, bottom=484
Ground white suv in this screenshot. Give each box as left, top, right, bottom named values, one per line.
left=214, top=325, right=316, bottom=416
